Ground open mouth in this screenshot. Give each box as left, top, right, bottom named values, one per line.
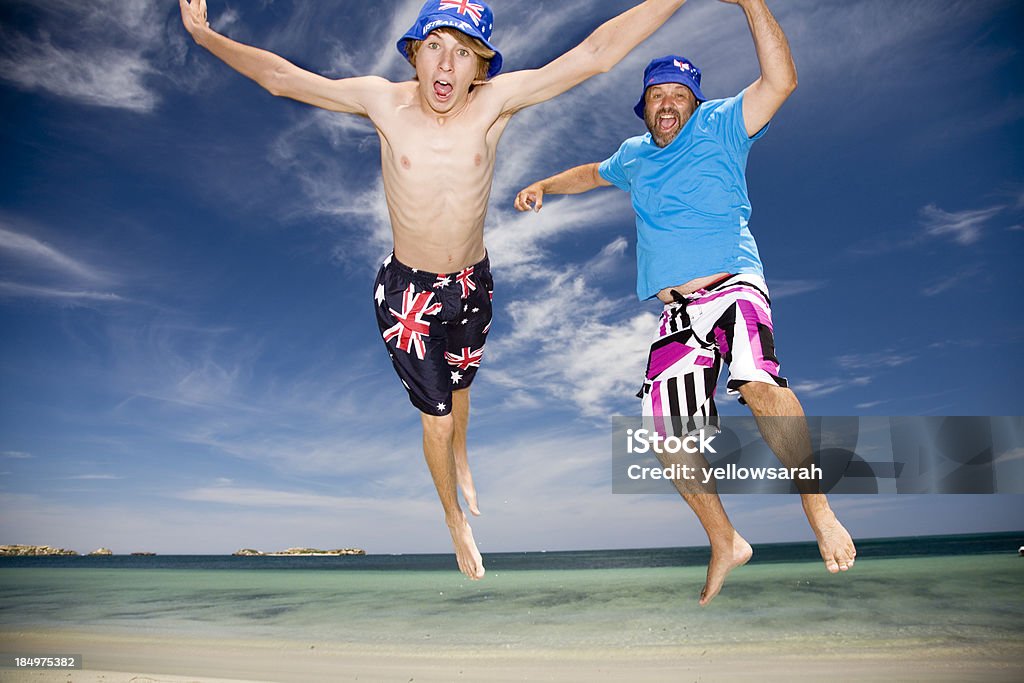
left=657, top=112, right=679, bottom=133
left=434, top=80, right=453, bottom=99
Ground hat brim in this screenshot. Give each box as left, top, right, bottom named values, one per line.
left=633, top=77, right=706, bottom=119
left=397, top=13, right=503, bottom=79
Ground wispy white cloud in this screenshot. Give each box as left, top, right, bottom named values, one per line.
left=852, top=200, right=1009, bottom=257
left=790, top=375, right=871, bottom=398
left=0, top=225, right=108, bottom=283
left=0, top=35, right=157, bottom=112
left=920, top=265, right=982, bottom=297
left=2, top=451, right=33, bottom=459
left=920, top=204, right=1002, bottom=246
left=0, top=0, right=168, bottom=112
left=0, top=221, right=124, bottom=303
left=0, top=282, right=124, bottom=303
left=769, top=279, right=827, bottom=299
left=836, top=351, right=916, bottom=370
left=855, top=400, right=888, bottom=410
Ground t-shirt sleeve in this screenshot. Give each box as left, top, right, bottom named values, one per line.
left=598, top=140, right=633, bottom=191
left=701, top=88, right=769, bottom=153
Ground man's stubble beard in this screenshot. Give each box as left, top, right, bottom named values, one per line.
left=644, top=105, right=694, bottom=148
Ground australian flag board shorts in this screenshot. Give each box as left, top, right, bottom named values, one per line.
left=639, top=274, right=788, bottom=424
left=374, top=253, right=493, bottom=416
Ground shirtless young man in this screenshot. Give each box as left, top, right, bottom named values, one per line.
left=180, top=0, right=689, bottom=580
left=514, top=0, right=856, bottom=603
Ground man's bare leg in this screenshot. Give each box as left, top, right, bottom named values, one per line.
left=738, top=382, right=857, bottom=573
left=656, top=444, right=751, bottom=605
left=680, top=492, right=753, bottom=606
left=421, top=412, right=485, bottom=580
left=451, top=388, right=479, bottom=516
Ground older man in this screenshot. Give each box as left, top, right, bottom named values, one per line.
left=515, top=0, right=855, bottom=604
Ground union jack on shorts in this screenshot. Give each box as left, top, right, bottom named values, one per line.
left=374, top=253, right=494, bottom=416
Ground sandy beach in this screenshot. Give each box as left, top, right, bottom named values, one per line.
left=2, top=628, right=1022, bottom=683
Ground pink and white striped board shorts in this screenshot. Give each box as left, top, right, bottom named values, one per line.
left=638, top=274, right=788, bottom=420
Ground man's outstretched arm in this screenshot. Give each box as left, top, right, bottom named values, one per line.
left=723, top=0, right=798, bottom=136
left=494, top=0, right=688, bottom=114
left=179, top=0, right=385, bottom=116
left=513, top=164, right=611, bottom=213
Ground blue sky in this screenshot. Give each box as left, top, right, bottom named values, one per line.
left=1, top=0, right=1022, bottom=555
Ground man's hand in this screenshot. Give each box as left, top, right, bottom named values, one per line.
left=514, top=164, right=610, bottom=212
left=514, top=183, right=546, bottom=213
left=180, top=0, right=210, bottom=39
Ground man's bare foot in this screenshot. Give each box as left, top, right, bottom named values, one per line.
left=804, top=501, right=856, bottom=573
left=700, top=531, right=752, bottom=606
left=447, top=514, right=485, bottom=580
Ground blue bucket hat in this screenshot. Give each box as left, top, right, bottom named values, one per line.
left=633, top=55, right=706, bottom=119
left=397, top=0, right=503, bottom=80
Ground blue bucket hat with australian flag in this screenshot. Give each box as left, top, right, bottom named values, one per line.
left=633, top=55, right=706, bottom=119
left=397, top=0, right=504, bottom=79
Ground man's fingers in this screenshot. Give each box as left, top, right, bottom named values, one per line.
left=514, top=188, right=544, bottom=213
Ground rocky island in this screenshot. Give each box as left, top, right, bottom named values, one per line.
left=0, top=544, right=79, bottom=556
left=233, top=547, right=366, bottom=556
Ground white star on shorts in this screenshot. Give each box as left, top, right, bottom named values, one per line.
left=374, top=283, right=385, bottom=305
left=436, top=402, right=447, bottom=413
left=450, top=370, right=463, bottom=384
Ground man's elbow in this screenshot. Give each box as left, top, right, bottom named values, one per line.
left=767, top=71, right=797, bottom=100
left=781, top=63, right=798, bottom=95
left=263, top=66, right=293, bottom=98
left=578, top=36, right=618, bottom=75
left=783, top=71, right=798, bottom=95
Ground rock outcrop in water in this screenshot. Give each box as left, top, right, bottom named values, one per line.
left=232, top=547, right=366, bottom=556
left=89, top=548, right=113, bottom=556
left=0, top=544, right=79, bottom=556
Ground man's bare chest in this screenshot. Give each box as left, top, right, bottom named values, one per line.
left=383, top=125, right=492, bottom=175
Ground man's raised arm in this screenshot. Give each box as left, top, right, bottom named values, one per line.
left=494, top=0, right=688, bottom=114
left=513, top=163, right=611, bottom=213
left=723, top=0, right=798, bottom=136
left=179, top=0, right=384, bottom=116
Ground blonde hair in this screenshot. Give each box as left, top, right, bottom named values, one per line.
left=407, top=28, right=495, bottom=83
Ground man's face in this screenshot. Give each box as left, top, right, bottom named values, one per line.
left=415, top=31, right=481, bottom=114
left=643, top=83, right=697, bottom=148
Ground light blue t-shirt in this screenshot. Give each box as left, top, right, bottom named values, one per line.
left=599, top=90, right=767, bottom=300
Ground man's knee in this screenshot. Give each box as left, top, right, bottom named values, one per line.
left=738, top=381, right=799, bottom=412
left=421, top=412, right=456, bottom=441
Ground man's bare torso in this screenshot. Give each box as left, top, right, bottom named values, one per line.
left=370, top=81, right=511, bottom=273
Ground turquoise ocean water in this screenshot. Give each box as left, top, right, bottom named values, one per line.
left=0, top=532, right=1021, bottom=651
